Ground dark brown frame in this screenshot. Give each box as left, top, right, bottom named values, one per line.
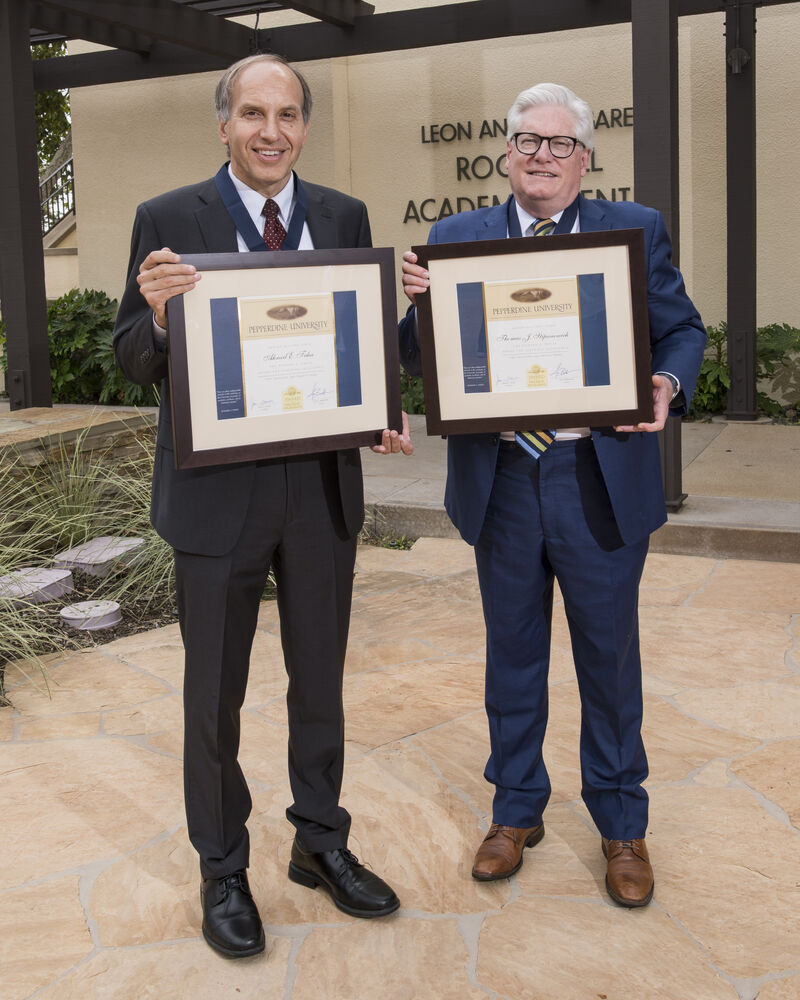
left=166, top=246, right=401, bottom=469
left=412, top=229, right=654, bottom=435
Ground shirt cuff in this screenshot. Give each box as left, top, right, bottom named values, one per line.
left=655, top=371, right=680, bottom=401
left=152, top=314, right=168, bottom=352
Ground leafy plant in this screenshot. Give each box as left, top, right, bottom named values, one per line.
left=84, top=323, right=160, bottom=407
left=755, top=323, right=800, bottom=413
left=0, top=288, right=159, bottom=407
left=400, top=370, right=426, bottom=414
left=32, top=42, right=71, bottom=174
left=381, top=534, right=413, bottom=550
left=690, top=323, right=731, bottom=416
left=689, top=321, right=800, bottom=418
left=47, top=289, right=117, bottom=402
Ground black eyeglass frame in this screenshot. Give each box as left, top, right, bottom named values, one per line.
left=510, top=132, right=585, bottom=158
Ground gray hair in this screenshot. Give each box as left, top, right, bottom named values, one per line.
left=215, top=53, right=313, bottom=124
left=506, top=83, right=594, bottom=151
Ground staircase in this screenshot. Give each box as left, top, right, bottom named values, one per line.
left=40, top=157, right=75, bottom=235
left=39, top=156, right=79, bottom=302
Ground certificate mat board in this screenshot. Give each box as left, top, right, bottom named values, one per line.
left=166, top=248, right=401, bottom=469
left=413, top=230, right=654, bottom=435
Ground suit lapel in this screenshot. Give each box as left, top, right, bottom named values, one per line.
left=476, top=199, right=512, bottom=241
left=195, top=177, right=238, bottom=252
left=304, top=185, right=339, bottom=249
left=576, top=194, right=610, bottom=233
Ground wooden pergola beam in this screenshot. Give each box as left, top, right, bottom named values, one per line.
left=0, top=0, right=51, bottom=409
left=281, top=1, right=374, bottom=28
left=29, top=2, right=154, bottom=55
left=631, top=0, right=685, bottom=508
left=725, top=0, right=758, bottom=419
left=33, top=0, right=254, bottom=60
left=31, top=0, right=799, bottom=91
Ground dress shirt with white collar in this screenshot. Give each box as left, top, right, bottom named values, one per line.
left=229, top=166, right=314, bottom=253
left=514, top=202, right=577, bottom=240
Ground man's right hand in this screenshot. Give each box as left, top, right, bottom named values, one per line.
left=401, top=250, right=430, bottom=306
left=137, top=247, right=200, bottom=328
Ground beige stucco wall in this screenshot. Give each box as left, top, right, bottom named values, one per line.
left=70, top=3, right=800, bottom=329
left=43, top=249, right=79, bottom=299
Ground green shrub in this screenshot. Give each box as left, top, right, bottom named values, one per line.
left=400, top=370, right=426, bottom=414
left=691, top=323, right=731, bottom=416
left=690, top=321, right=800, bottom=418
left=0, top=288, right=158, bottom=407
left=755, top=323, right=800, bottom=414
left=47, top=288, right=116, bottom=402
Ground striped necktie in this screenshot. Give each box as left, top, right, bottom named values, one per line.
left=515, top=217, right=557, bottom=460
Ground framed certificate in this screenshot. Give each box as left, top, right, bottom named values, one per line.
left=166, top=247, right=402, bottom=469
left=412, top=229, right=654, bottom=434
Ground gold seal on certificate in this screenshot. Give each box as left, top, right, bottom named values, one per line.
left=281, top=385, right=304, bottom=410
left=526, top=365, right=548, bottom=387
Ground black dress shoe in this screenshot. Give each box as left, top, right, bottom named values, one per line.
left=288, top=839, right=400, bottom=918
left=201, top=870, right=265, bottom=958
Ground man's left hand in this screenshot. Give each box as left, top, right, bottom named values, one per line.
left=613, top=374, right=674, bottom=433
left=371, top=410, right=414, bottom=455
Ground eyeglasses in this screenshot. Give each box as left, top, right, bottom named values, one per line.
left=510, top=133, right=584, bottom=158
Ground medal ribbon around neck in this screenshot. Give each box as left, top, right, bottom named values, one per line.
left=214, top=165, right=308, bottom=252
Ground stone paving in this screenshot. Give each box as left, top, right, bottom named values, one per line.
left=2, top=539, right=799, bottom=1000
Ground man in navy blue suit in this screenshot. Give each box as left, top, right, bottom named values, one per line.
left=400, top=83, right=706, bottom=907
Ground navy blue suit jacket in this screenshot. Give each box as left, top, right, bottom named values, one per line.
left=399, top=195, right=707, bottom=546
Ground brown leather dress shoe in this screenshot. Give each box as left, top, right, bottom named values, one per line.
left=471, top=823, right=545, bottom=881
left=602, top=837, right=654, bottom=907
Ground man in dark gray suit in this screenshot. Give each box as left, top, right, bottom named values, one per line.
left=114, top=54, right=411, bottom=959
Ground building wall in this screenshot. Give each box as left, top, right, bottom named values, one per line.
left=43, top=248, right=79, bottom=299
left=70, top=3, right=800, bottom=329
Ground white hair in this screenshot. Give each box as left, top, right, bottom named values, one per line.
left=507, top=83, right=594, bottom=151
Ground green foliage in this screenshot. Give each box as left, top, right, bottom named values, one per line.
left=0, top=288, right=158, bottom=407
left=32, top=42, right=71, bottom=174
left=47, top=288, right=117, bottom=402
left=689, top=321, right=800, bottom=418
left=400, top=369, right=426, bottom=414
left=83, top=317, right=160, bottom=408
left=381, top=534, right=413, bottom=550
left=755, top=323, right=800, bottom=411
left=690, top=323, right=731, bottom=416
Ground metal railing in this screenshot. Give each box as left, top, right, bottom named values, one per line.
left=40, top=158, right=75, bottom=236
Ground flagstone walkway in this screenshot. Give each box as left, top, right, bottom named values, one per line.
left=2, top=539, right=799, bottom=1000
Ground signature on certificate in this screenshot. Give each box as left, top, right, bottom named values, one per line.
left=308, top=383, right=333, bottom=404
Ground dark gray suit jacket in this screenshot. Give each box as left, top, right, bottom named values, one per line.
left=114, top=173, right=371, bottom=556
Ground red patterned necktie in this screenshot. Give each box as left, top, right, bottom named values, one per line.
left=262, top=198, right=286, bottom=250
left=515, top=217, right=557, bottom=459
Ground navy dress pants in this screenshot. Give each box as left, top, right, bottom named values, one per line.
left=474, top=438, right=650, bottom=840
left=174, top=451, right=357, bottom=879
